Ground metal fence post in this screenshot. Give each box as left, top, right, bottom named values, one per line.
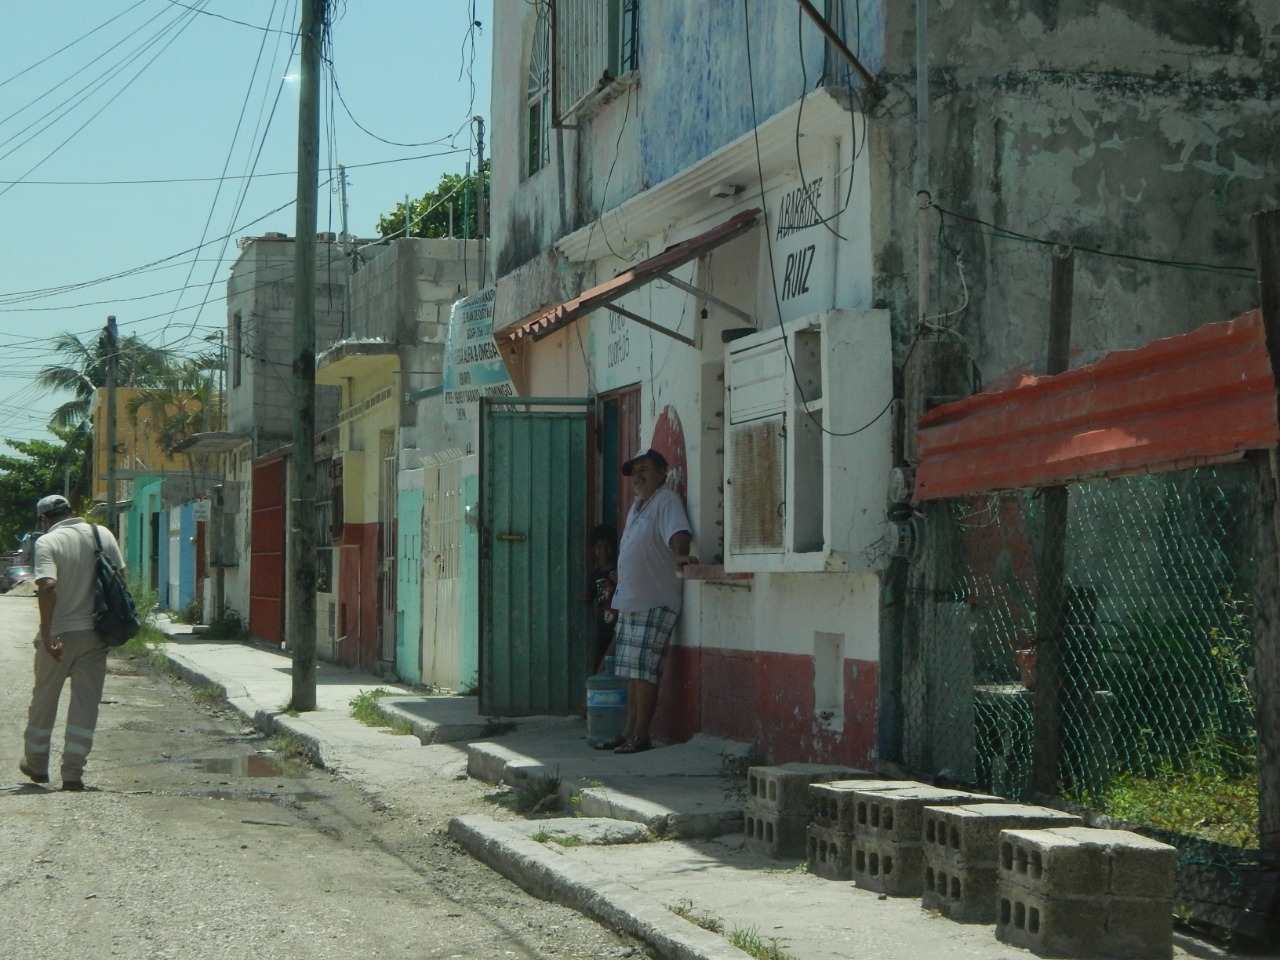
left=1252, top=209, right=1280, bottom=858
left=1031, top=246, right=1074, bottom=797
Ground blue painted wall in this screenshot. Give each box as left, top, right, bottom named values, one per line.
left=173, top=503, right=196, bottom=613
left=639, top=1, right=884, bottom=188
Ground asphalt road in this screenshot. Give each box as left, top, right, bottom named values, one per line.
left=0, top=596, right=639, bottom=960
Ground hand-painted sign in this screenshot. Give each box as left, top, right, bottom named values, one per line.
left=443, top=287, right=516, bottom=434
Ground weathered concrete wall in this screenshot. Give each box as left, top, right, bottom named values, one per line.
left=875, top=0, right=1279, bottom=379
left=491, top=1, right=886, bottom=283
left=225, top=238, right=346, bottom=446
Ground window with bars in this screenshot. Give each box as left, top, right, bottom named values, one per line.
left=552, top=0, right=639, bottom=123
left=526, top=6, right=551, bottom=177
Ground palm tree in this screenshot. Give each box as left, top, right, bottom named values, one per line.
left=125, top=358, right=226, bottom=461
left=35, top=331, right=173, bottom=430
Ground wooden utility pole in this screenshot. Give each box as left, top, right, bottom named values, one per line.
left=474, top=115, right=487, bottom=285
left=103, top=315, right=119, bottom=534
left=1252, top=209, right=1280, bottom=857
left=288, top=0, right=324, bottom=712
left=1031, top=245, right=1074, bottom=797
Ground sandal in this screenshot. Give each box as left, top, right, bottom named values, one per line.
left=592, top=736, right=625, bottom=751
left=614, top=738, right=653, bottom=754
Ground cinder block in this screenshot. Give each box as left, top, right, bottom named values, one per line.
left=853, top=786, right=996, bottom=844
left=923, top=859, right=999, bottom=924
left=1103, top=831, right=1179, bottom=900
left=807, top=824, right=853, bottom=881
left=850, top=836, right=925, bottom=897
left=744, top=804, right=808, bottom=859
left=809, top=779, right=912, bottom=831
left=922, top=803, right=1081, bottom=868
left=999, top=827, right=1177, bottom=899
left=997, top=881, right=1173, bottom=959
left=999, top=828, right=1110, bottom=898
left=746, top=764, right=870, bottom=817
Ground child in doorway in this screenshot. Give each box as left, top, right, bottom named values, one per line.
left=590, top=524, right=618, bottom=672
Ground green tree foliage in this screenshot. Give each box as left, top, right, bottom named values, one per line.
left=376, top=161, right=490, bottom=240
left=35, top=331, right=173, bottom=430
left=0, top=427, right=91, bottom=551
left=125, top=357, right=226, bottom=456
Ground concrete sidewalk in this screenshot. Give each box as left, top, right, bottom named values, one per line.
left=154, top=621, right=1243, bottom=960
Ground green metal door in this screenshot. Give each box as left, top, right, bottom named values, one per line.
left=480, top=399, right=591, bottom=715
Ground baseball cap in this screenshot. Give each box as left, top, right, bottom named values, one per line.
left=621, top=448, right=669, bottom=476
left=36, top=494, right=72, bottom=517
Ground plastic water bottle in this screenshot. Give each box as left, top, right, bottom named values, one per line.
left=585, top=656, right=627, bottom=747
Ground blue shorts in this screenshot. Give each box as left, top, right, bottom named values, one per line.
left=612, top=607, right=678, bottom=683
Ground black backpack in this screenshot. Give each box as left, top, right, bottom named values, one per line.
left=91, top=525, right=141, bottom=647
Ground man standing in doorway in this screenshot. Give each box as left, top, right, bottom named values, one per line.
left=18, top=495, right=124, bottom=791
left=600, top=449, right=696, bottom=754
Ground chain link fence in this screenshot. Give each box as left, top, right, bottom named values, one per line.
left=900, top=463, right=1259, bottom=851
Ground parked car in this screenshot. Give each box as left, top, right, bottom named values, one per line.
left=1, top=565, right=35, bottom=593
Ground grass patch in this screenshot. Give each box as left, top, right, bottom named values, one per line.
left=1069, top=729, right=1259, bottom=849
left=1091, top=768, right=1258, bottom=848
left=269, top=733, right=314, bottom=763
left=719, top=746, right=766, bottom=803
left=727, top=926, right=797, bottom=960
left=530, top=829, right=584, bottom=847
left=348, top=687, right=413, bottom=734
left=277, top=702, right=300, bottom=718
left=205, top=609, right=247, bottom=641
left=669, top=899, right=724, bottom=934
left=192, top=684, right=224, bottom=704
left=485, top=773, right=562, bottom=815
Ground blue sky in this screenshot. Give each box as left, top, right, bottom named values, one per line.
left=0, top=0, right=492, bottom=449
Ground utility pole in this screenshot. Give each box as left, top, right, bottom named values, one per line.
left=103, top=315, right=119, bottom=535
left=289, top=0, right=324, bottom=712
left=474, top=115, right=487, bottom=285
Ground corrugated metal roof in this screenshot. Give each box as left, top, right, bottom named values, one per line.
left=914, top=310, right=1278, bottom=501
left=509, top=208, right=761, bottom=342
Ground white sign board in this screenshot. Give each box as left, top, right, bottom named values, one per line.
left=442, top=287, right=516, bottom=440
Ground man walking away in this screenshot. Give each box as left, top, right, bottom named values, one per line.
left=19, top=495, right=125, bottom=791
left=599, top=449, right=696, bottom=754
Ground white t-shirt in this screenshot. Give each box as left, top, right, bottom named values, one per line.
left=34, top=518, right=124, bottom=636
left=612, top=485, right=691, bottom=613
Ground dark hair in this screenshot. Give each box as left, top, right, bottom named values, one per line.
left=591, top=523, right=616, bottom=546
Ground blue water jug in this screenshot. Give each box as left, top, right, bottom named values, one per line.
left=586, top=657, right=628, bottom=747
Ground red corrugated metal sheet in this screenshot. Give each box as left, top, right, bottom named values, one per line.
left=914, top=310, right=1278, bottom=501
left=509, top=208, right=761, bottom=341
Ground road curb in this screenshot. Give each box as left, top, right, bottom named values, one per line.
left=448, top=814, right=753, bottom=960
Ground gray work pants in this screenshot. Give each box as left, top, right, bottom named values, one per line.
left=23, top=629, right=107, bottom=784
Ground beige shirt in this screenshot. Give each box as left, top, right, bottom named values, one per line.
left=33, top=518, right=125, bottom=636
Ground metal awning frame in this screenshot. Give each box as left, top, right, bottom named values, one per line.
left=510, top=208, right=761, bottom=345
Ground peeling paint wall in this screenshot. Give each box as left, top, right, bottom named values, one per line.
left=876, top=0, right=1279, bottom=379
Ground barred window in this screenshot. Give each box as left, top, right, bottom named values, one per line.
left=526, top=6, right=551, bottom=177
left=552, top=0, right=639, bottom=123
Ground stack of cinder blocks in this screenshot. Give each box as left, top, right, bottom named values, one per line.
left=807, top=779, right=917, bottom=880
left=997, top=826, right=1178, bottom=958
left=921, top=803, right=1081, bottom=922
left=849, top=785, right=997, bottom=896
left=743, top=764, right=869, bottom=859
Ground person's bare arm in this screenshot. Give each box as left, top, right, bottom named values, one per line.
left=36, top=578, right=62, bottom=661
left=670, top=531, right=697, bottom=568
